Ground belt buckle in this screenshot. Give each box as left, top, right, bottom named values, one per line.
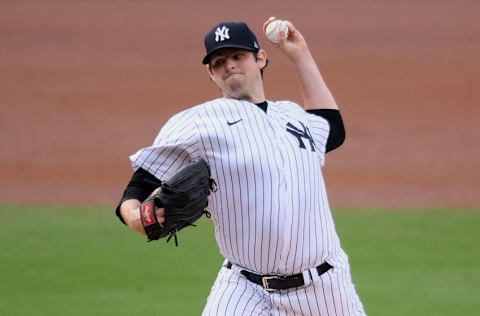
left=262, top=275, right=282, bottom=292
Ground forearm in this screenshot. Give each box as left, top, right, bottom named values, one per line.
left=115, top=167, right=164, bottom=233
left=292, top=48, right=338, bottom=110
left=119, top=199, right=146, bottom=235
left=264, top=17, right=338, bottom=111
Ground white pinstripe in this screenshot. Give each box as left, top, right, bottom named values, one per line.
left=129, top=98, right=365, bottom=314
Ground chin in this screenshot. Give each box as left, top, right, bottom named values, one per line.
left=225, top=85, right=246, bottom=98
left=230, top=92, right=253, bottom=102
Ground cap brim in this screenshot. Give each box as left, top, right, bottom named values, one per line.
left=202, top=44, right=259, bottom=64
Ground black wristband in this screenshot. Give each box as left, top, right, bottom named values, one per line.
left=115, top=168, right=163, bottom=225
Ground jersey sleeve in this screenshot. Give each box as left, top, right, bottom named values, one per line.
left=129, top=108, right=201, bottom=181
left=307, top=109, right=345, bottom=153
left=305, top=111, right=330, bottom=166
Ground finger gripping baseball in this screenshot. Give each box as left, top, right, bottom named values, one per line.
left=140, top=159, right=215, bottom=245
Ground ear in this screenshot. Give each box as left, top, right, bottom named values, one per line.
left=205, top=64, right=215, bottom=82
left=256, top=49, right=268, bottom=70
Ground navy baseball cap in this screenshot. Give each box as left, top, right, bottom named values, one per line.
left=202, top=22, right=260, bottom=64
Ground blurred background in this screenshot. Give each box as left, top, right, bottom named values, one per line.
left=1, top=1, right=479, bottom=208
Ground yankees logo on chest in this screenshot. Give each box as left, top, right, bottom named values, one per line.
left=285, top=121, right=316, bottom=152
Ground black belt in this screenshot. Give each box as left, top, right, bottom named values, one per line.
left=225, top=261, right=333, bottom=291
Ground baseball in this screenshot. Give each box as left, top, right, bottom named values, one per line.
left=265, top=20, right=289, bottom=44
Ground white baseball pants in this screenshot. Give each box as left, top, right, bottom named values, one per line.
left=202, top=264, right=366, bottom=316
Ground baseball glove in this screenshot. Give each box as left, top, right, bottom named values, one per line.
left=139, top=159, right=216, bottom=245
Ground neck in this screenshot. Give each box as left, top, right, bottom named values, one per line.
left=223, top=89, right=266, bottom=104
left=235, top=95, right=266, bottom=104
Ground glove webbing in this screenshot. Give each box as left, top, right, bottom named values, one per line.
left=165, top=210, right=211, bottom=246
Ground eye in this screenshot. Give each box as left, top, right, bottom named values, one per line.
left=232, top=53, right=245, bottom=61
left=211, top=58, right=225, bottom=68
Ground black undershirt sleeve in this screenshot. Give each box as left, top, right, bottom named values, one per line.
left=306, top=109, right=345, bottom=153
left=115, top=168, right=162, bottom=224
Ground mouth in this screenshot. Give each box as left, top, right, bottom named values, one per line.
left=224, top=72, right=243, bottom=80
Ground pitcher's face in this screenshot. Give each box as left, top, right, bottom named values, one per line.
left=207, top=48, right=267, bottom=101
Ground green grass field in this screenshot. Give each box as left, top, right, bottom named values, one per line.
left=1, top=205, right=479, bottom=316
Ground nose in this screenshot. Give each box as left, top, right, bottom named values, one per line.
left=225, top=57, right=236, bottom=70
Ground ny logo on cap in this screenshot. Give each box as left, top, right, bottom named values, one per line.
left=215, top=26, right=230, bottom=42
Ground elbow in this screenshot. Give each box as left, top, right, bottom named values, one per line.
left=326, top=125, right=345, bottom=153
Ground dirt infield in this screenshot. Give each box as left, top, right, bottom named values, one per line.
left=1, top=1, right=479, bottom=208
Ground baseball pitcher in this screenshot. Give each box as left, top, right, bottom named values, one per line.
left=115, top=17, right=366, bottom=315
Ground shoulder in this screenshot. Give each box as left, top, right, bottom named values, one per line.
left=268, top=99, right=303, bottom=111
left=164, top=99, right=223, bottom=123
left=162, top=98, right=241, bottom=126
left=184, top=98, right=254, bottom=120
left=167, top=105, right=198, bottom=122
left=269, top=100, right=329, bottom=123
left=159, top=105, right=202, bottom=134
left=269, top=100, right=312, bottom=117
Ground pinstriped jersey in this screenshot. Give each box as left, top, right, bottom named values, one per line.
left=130, top=98, right=349, bottom=275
